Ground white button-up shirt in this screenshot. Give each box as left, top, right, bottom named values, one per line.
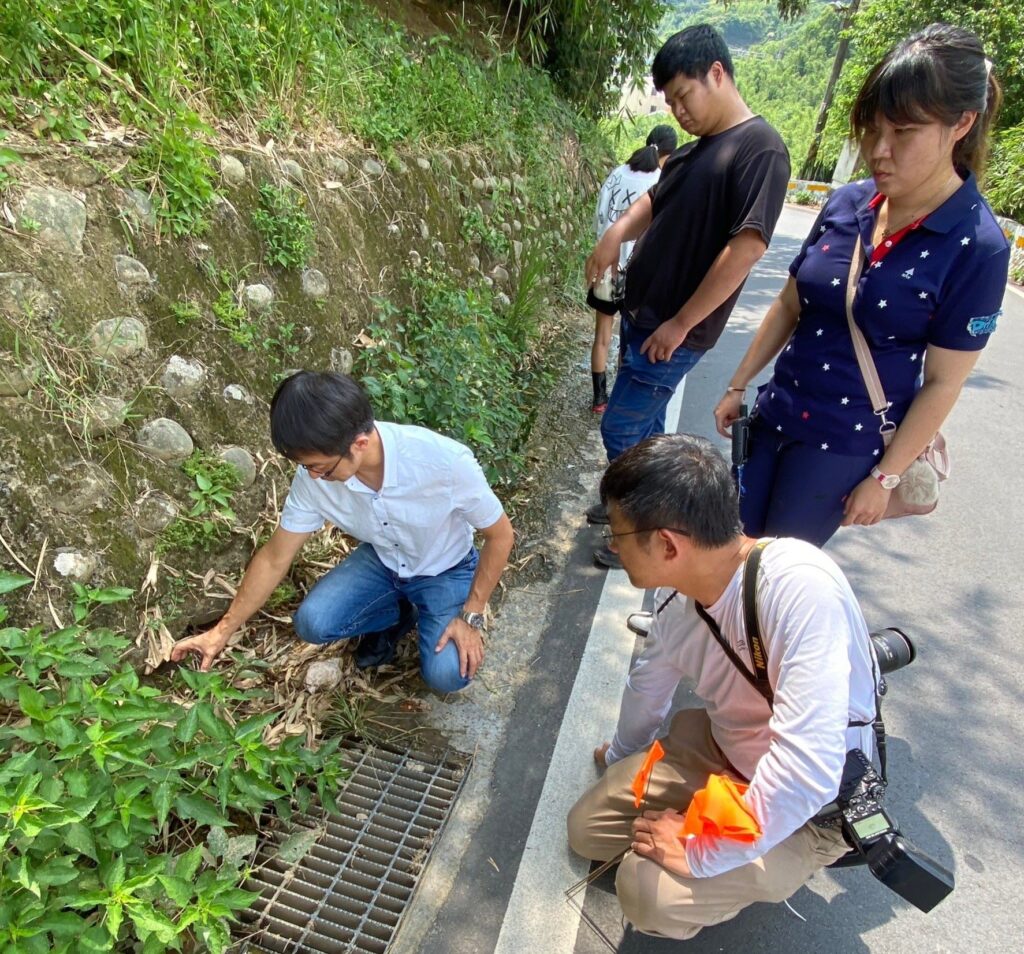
left=279, top=422, right=505, bottom=578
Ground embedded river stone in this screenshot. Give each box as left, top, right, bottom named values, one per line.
left=331, top=347, right=353, bottom=375
left=301, top=269, right=329, bottom=299
left=223, top=384, right=255, bottom=404
left=243, top=284, right=274, bottom=314
left=125, top=188, right=157, bottom=228
left=53, top=549, right=98, bottom=583
left=328, top=156, right=351, bottom=177
left=279, top=159, right=305, bottom=185
left=219, top=446, right=257, bottom=488
left=220, top=154, right=246, bottom=186
left=51, top=464, right=111, bottom=515
left=136, top=418, right=194, bottom=463
left=114, top=255, right=152, bottom=286
left=89, top=317, right=148, bottom=360
left=17, top=186, right=87, bottom=254
left=362, top=158, right=385, bottom=177
left=135, top=492, right=180, bottom=534
left=416, top=157, right=431, bottom=171
left=161, top=355, right=207, bottom=400
left=0, top=362, right=39, bottom=397
left=78, top=395, right=128, bottom=437
left=0, top=272, right=58, bottom=319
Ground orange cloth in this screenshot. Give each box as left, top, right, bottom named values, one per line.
left=680, top=774, right=762, bottom=843
left=631, top=740, right=665, bottom=808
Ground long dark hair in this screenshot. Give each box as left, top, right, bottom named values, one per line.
left=626, top=124, right=678, bottom=172
left=851, top=23, right=1001, bottom=178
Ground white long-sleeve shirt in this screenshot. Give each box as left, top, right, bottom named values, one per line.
left=607, top=538, right=879, bottom=878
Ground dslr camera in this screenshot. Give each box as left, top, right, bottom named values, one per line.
left=815, top=627, right=954, bottom=913
left=826, top=749, right=954, bottom=913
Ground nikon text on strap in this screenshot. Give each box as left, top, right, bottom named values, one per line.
left=694, top=539, right=774, bottom=708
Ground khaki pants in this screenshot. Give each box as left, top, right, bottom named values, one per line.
left=567, top=708, right=848, bottom=940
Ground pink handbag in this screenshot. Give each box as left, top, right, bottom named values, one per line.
left=844, top=241, right=950, bottom=519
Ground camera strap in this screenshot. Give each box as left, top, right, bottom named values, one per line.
left=694, top=539, right=774, bottom=708
left=695, top=539, right=888, bottom=782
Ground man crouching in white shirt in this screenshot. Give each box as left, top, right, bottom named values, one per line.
left=171, top=371, right=514, bottom=693
left=568, top=433, right=878, bottom=938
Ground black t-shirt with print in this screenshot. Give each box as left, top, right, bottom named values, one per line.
left=623, top=116, right=790, bottom=351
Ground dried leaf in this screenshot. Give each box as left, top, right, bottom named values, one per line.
left=274, top=827, right=322, bottom=865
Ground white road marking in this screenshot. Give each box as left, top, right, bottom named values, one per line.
left=492, top=381, right=686, bottom=954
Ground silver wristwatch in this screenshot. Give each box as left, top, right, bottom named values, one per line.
left=460, top=610, right=485, bottom=630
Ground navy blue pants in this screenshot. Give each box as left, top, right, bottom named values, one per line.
left=739, top=418, right=878, bottom=547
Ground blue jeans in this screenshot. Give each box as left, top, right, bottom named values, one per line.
left=601, top=316, right=705, bottom=461
left=739, top=418, right=878, bottom=547
left=293, top=544, right=478, bottom=693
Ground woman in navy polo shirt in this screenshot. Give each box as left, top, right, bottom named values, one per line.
left=714, top=24, right=1010, bottom=547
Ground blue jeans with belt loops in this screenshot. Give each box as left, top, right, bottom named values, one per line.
left=293, top=543, right=478, bottom=694
left=601, top=315, right=705, bottom=461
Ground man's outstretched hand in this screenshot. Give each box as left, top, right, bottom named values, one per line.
left=170, top=627, right=231, bottom=672
left=594, top=742, right=611, bottom=769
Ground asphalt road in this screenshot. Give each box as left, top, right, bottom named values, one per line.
left=398, top=206, right=1024, bottom=954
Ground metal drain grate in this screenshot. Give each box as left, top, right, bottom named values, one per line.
left=237, top=739, right=471, bottom=954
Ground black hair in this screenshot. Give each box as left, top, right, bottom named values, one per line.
left=652, top=24, right=734, bottom=91
left=851, top=23, right=1001, bottom=177
left=600, top=434, right=742, bottom=549
left=626, top=144, right=660, bottom=173
left=269, top=370, right=375, bottom=459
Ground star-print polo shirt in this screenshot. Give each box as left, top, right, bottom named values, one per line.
left=754, top=173, right=1010, bottom=456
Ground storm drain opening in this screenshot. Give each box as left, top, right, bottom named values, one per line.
left=237, top=738, right=471, bottom=953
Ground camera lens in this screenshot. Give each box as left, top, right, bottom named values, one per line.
left=870, top=628, right=916, bottom=675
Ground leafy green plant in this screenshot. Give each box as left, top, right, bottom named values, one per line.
left=70, top=584, right=134, bottom=624
left=16, top=215, right=40, bottom=234
left=252, top=183, right=315, bottom=269
left=0, top=573, right=348, bottom=953
left=158, top=452, right=241, bottom=553
left=792, top=188, right=816, bottom=206
left=356, top=267, right=563, bottom=486
left=136, top=108, right=217, bottom=238
left=169, top=299, right=202, bottom=326
left=0, top=133, right=23, bottom=191
left=211, top=289, right=258, bottom=349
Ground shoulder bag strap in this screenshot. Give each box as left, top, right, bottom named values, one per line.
left=845, top=240, right=896, bottom=444
left=694, top=540, right=775, bottom=709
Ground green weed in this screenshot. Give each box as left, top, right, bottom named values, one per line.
left=252, top=183, right=315, bottom=269
left=0, top=570, right=348, bottom=953
left=157, top=452, right=241, bottom=554
left=211, top=289, right=257, bottom=349
left=356, top=267, right=561, bottom=487
left=135, top=109, right=217, bottom=238
left=169, top=299, right=202, bottom=326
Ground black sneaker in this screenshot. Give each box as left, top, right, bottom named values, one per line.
left=585, top=501, right=609, bottom=524
left=355, top=600, right=419, bottom=670
left=593, top=545, right=622, bottom=570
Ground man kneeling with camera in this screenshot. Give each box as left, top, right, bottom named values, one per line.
left=568, top=434, right=946, bottom=939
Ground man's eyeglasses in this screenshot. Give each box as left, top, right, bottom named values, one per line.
left=601, top=526, right=691, bottom=543
left=302, top=456, right=343, bottom=479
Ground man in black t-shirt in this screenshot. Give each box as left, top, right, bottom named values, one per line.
left=585, top=24, right=790, bottom=569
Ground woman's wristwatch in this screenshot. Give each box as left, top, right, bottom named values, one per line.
left=870, top=466, right=901, bottom=490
